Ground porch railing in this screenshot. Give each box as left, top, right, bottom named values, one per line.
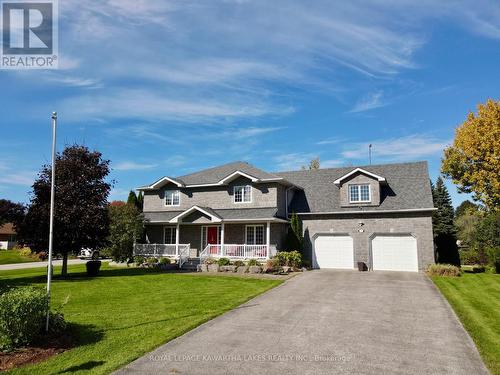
left=133, top=243, right=190, bottom=257
left=199, top=244, right=269, bottom=265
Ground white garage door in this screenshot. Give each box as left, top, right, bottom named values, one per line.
left=314, top=235, right=354, bottom=269
left=371, top=235, right=418, bottom=272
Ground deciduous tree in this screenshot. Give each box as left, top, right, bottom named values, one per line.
left=107, top=203, right=143, bottom=262
left=21, top=145, right=111, bottom=276
left=442, top=99, right=500, bottom=209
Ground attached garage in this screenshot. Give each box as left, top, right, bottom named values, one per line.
left=313, top=235, right=354, bottom=269
left=371, top=235, right=418, bottom=272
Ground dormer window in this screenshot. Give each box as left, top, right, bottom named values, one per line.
left=165, top=190, right=180, bottom=206
left=234, top=185, right=252, bottom=203
left=349, top=184, right=370, bottom=203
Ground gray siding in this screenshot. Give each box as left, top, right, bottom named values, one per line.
left=339, top=173, right=381, bottom=207
left=302, top=212, right=434, bottom=271
left=143, top=177, right=281, bottom=212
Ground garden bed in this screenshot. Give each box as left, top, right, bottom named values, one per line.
left=0, top=331, right=73, bottom=371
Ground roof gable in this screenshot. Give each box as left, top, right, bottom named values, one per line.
left=333, top=168, right=386, bottom=186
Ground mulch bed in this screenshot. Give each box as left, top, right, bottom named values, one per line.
left=0, top=332, right=74, bottom=371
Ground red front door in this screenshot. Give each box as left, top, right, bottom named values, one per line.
left=207, top=227, right=218, bottom=244
left=207, top=227, right=219, bottom=255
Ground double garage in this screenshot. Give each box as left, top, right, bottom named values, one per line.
left=313, top=234, right=419, bottom=272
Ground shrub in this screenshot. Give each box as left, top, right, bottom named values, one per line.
left=486, top=247, right=500, bottom=274
left=459, top=249, right=488, bottom=265
left=426, top=264, right=461, bottom=277
left=233, top=260, right=245, bottom=267
left=275, top=251, right=303, bottom=267
left=0, top=287, right=48, bottom=351
left=38, top=251, right=48, bottom=261
left=146, top=257, right=158, bottom=264
left=247, top=259, right=261, bottom=266
left=47, top=311, right=67, bottom=335
left=133, top=255, right=145, bottom=265
left=86, top=260, right=102, bottom=276
left=263, top=258, right=279, bottom=273
left=159, top=257, right=171, bottom=264
left=217, top=257, right=231, bottom=266
left=19, top=247, right=32, bottom=257
left=204, top=257, right=216, bottom=265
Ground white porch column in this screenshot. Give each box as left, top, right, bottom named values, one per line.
left=266, top=221, right=271, bottom=258
left=221, top=222, right=225, bottom=257
left=175, top=223, right=180, bottom=256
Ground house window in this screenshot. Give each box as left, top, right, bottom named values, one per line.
left=165, top=190, right=180, bottom=206
left=164, top=226, right=176, bottom=244
left=246, top=225, right=264, bottom=245
left=234, top=185, right=252, bottom=203
left=349, top=184, right=371, bottom=203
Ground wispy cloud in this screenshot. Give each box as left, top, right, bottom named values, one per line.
left=342, top=134, right=450, bottom=162
left=114, top=161, right=158, bottom=171
left=108, top=188, right=131, bottom=202
left=316, top=137, right=346, bottom=145
left=350, top=91, right=386, bottom=113
left=0, top=171, right=35, bottom=186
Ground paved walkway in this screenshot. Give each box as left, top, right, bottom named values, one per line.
left=0, top=259, right=106, bottom=271
left=117, top=270, right=487, bottom=374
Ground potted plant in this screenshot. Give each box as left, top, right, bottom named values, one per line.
left=86, top=260, right=101, bottom=276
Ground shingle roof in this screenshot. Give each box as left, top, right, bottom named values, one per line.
left=143, top=207, right=281, bottom=223
left=0, top=223, right=16, bottom=235
left=175, top=161, right=281, bottom=185
left=276, top=161, right=434, bottom=213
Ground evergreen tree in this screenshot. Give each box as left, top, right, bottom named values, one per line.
left=127, top=190, right=138, bottom=207
left=432, top=177, right=460, bottom=265
left=137, top=191, right=144, bottom=211
left=285, top=212, right=303, bottom=252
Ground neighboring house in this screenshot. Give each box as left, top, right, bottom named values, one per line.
left=0, top=223, right=18, bottom=250
left=136, top=161, right=435, bottom=272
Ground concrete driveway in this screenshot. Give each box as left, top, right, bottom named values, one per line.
left=117, top=271, right=488, bottom=375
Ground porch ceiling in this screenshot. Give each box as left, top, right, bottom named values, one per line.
left=144, top=207, right=287, bottom=224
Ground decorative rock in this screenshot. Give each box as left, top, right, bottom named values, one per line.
left=197, top=264, right=208, bottom=272
left=236, top=266, right=248, bottom=274
left=248, top=266, right=262, bottom=274
left=207, top=264, right=219, bottom=272
left=282, top=266, right=291, bottom=273
left=225, top=265, right=237, bottom=272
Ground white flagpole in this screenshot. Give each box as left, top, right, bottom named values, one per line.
left=46, top=112, right=57, bottom=332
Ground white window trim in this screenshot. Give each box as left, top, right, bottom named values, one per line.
left=233, top=185, right=252, bottom=204
left=165, top=189, right=181, bottom=206
left=163, top=226, right=177, bottom=244
left=245, top=224, right=265, bottom=245
left=349, top=184, right=371, bottom=203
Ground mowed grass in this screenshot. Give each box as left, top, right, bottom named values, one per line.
left=0, top=264, right=282, bottom=374
left=432, top=273, right=500, bottom=374
left=0, top=249, right=40, bottom=265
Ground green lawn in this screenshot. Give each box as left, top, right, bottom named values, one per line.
left=0, top=264, right=282, bottom=374
left=432, top=273, right=500, bottom=375
left=0, top=249, right=40, bottom=265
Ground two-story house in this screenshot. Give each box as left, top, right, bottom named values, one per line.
left=136, top=160, right=435, bottom=272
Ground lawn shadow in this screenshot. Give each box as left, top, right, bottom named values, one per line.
left=56, top=360, right=105, bottom=374
left=0, top=267, right=170, bottom=287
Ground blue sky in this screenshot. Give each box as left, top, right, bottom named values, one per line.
left=1, top=0, right=499, bottom=206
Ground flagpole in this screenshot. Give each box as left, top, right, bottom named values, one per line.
left=46, top=112, right=57, bottom=332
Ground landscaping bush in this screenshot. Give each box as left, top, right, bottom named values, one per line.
left=275, top=251, right=302, bottom=267
left=233, top=260, right=245, bottom=267
left=159, top=257, right=171, bottom=265
left=459, top=249, right=488, bottom=265
left=263, top=258, right=280, bottom=273
left=38, top=251, right=48, bottom=261
left=133, top=255, right=145, bottom=265
left=217, top=257, right=231, bottom=266
left=146, top=257, right=158, bottom=265
left=247, top=259, right=261, bottom=266
left=19, top=247, right=32, bottom=257
left=486, top=247, right=500, bottom=274
left=204, top=257, right=216, bottom=265
left=0, top=287, right=48, bottom=351
left=86, top=260, right=102, bottom=276
left=426, top=264, right=461, bottom=277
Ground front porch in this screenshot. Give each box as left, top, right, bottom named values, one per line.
left=134, top=221, right=284, bottom=262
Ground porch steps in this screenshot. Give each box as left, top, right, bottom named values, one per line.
left=180, top=258, right=200, bottom=271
